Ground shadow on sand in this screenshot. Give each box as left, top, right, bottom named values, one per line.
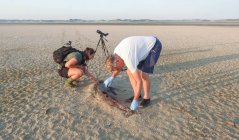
left=157, top=53, right=239, bottom=74
left=161, top=48, right=212, bottom=57
left=150, top=53, right=239, bottom=106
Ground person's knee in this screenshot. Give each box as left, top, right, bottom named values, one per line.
left=68, top=68, right=83, bottom=78
left=141, top=73, right=149, bottom=81
left=75, top=69, right=83, bottom=77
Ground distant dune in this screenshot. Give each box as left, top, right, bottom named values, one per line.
left=0, top=19, right=239, bottom=26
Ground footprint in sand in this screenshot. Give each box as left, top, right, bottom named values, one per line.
left=45, top=107, right=59, bottom=115
left=233, top=118, right=239, bottom=128
left=224, top=118, right=239, bottom=128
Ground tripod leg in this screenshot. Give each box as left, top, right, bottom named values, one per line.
left=95, top=39, right=101, bottom=52
left=101, top=40, right=109, bottom=56
left=101, top=39, right=107, bottom=56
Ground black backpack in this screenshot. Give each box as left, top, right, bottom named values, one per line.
left=53, top=41, right=81, bottom=66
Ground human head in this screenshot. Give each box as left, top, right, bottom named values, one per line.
left=105, top=54, right=124, bottom=72
left=84, top=47, right=96, bottom=60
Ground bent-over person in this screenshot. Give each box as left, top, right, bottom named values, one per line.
left=104, top=36, right=162, bottom=111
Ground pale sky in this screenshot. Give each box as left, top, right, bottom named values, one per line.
left=0, top=0, right=239, bottom=20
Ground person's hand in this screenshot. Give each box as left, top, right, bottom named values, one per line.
left=104, top=76, right=114, bottom=87
left=94, top=79, right=99, bottom=85
left=130, top=99, right=139, bottom=111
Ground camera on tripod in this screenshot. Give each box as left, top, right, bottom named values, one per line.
left=96, top=30, right=109, bottom=37
left=95, top=30, right=109, bottom=57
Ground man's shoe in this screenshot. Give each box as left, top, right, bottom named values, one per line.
left=139, top=99, right=151, bottom=108
left=125, top=95, right=142, bottom=103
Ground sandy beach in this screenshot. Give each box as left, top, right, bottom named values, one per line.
left=0, top=24, right=239, bottom=139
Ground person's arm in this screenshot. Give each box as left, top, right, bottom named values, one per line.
left=104, top=69, right=121, bottom=87
left=112, top=69, right=121, bottom=78
left=84, top=67, right=98, bottom=84
left=128, top=70, right=142, bottom=110
left=131, top=70, right=142, bottom=100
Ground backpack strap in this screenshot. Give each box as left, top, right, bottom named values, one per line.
left=77, top=51, right=87, bottom=66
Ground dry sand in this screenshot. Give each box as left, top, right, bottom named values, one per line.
left=0, top=25, right=239, bottom=139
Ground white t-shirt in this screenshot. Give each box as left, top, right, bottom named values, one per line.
left=114, top=36, right=156, bottom=73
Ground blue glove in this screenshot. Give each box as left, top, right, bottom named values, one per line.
left=104, top=76, right=114, bottom=87
left=130, top=99, right=139, bottom=111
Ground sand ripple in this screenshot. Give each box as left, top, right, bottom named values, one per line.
left=0, top=25, right=239, bottom=139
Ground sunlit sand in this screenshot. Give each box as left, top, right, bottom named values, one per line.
left=0, top=25, right=239, bottom=139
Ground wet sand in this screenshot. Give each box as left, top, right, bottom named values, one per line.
left=0, top=25, right=239, bottom=139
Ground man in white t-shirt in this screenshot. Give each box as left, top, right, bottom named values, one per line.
left=104, top=36, right=162, bottom=111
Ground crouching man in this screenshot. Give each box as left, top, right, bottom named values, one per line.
left=59, top=47, right=98, bottom=87
left=104, top=36, right=162, bottom=111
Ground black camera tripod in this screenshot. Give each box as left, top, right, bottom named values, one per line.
left=95, top=30, right=109, bottom=57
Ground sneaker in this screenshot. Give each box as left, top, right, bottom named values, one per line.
left=139, top=99, right=151, bottom=108
left=64, top=81, right=77, bottom=88
left=125, top=95, right=142, bottom=103
left=71, top=81, right=78, bottom=86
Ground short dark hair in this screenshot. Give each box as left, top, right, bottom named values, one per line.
left=84, top=47, right=96, bottom=55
